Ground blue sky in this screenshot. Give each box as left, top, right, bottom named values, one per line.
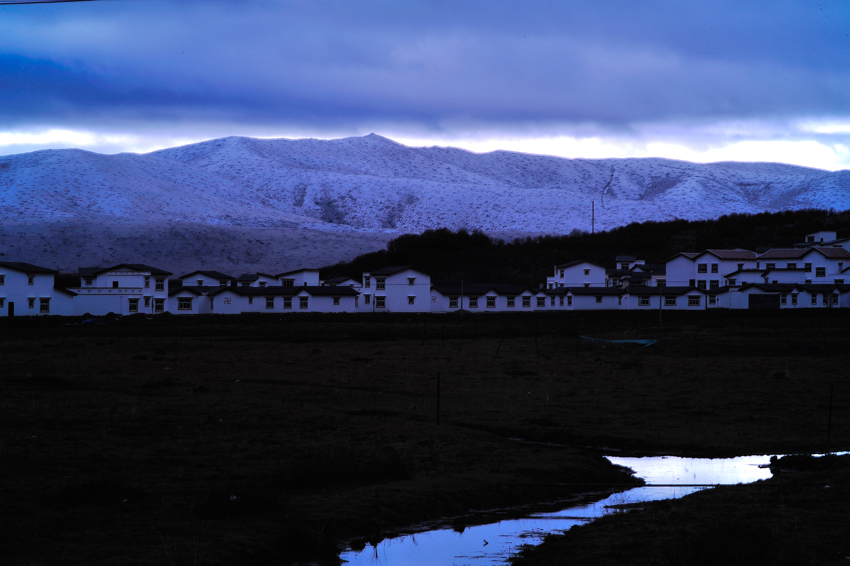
left=2, top=0, right=850, bottom=169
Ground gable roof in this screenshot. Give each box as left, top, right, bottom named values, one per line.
left=235, top=272, right=277, bottom=282
left=276, top=268, right=320, bottom=277
left=555, top=259, right=603, bottom=269
left=79, top=264, right=172, bottom=277
left=432, top=281, right=529, bottom=296
left=178, top=270, right=233, bottom=280
left=368, top=266, right=417, bottom=276
left=759, top=247, right=850, bottom=260
left=209, top=286, right=359, bottom=297
left=323, top=276, right=358, bottom=285
left=700, top=249, right=757, bottom=260
left=0, top=262, right=57, bottom=275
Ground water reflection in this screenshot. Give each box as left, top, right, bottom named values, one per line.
left=339, top=454, right=776, bottom=565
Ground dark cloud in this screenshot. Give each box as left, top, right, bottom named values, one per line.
left=1, top=0, right=849, bottom=138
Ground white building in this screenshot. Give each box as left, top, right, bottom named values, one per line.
left=178, top=270, right=234, bottom=288
left=361, top=267, right=431, bottom=312
left=755, top=247, right=850, bottom=284
left=69, top=264, right=172, bottom=316
left=235, top=273, right=279, bottom=288
left=546, top=260, right=607, bottom=289
left=430, top=282, right=530, bottom=312
left=277, top=269, right=321, bottom=287
left=0, top=262, right=76, bottom=316
left=665, top=249, right=757, bottom=288
left=205, top=286, right=360, bottom=314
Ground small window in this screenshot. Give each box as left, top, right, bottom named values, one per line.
left=618, top=296, right=622, bottom=305
left=28, top=276, right=35, bottom=285
left=0, top=298, right=4, bottom=308
left=710, top=280, right=719, bottom=290
left=791, top=293, right=798, bottom=306
left=559, top=269, right=564, bottom=278
left=259, top=281, right=267, bottom=288
left=408, top=277, right=415, bottom=286
left=0, top=275, right=4, bottom=285
left=178, top=297, right=192, bottom=310
left=709, top=296, right=717, bottom=305
left=507, top=296, right=515, bottom=308
left=376, top=279, right=386, bottom=290
left=40, top=298, right=50, bottom=313
left=583, top=283, right=590, bottom=288
left=823, top=295, right=829, bottom=306
left=154, top=299, right=164, bottom=313
left=248, top=297, right=253, bottom=305
left=220, top=280, right=227, bottom=286
left=469, top=297, right=478, bottom=308
left=688, top=296, right=701, bottom=307
left=835, top=279, right=844, bottom=285
left=522, top=296, right=530, bottom=308
left=816, top=267, right=826, bottom=278
left=537, top=297, right=545, bottom=307
left=567, top=295, right=573, bottom=306
left=112, top=281, right=119, bottom=289
left=711, top=264, right=718, bottom=273
left=197, top=280, right=203, bottom=286
left=487, top=297, right=495, bottom=308
left=550, top=296, right=556, bottom=306
left=284, top=297, right=292, bottom=309
left=375, top=296, right=385, bottom=309
left=804, top=263, right=812, bottom=272
left=697, top=280, right=706, bottom=290
left=266, top=297, right=274, bottom=309
left=364, top=294, right=371, bottom=305
left=364, top=277, right=370, bottom=288
left=781, top=294, right=787, bottom=305
left=812, top=294, right=818, bottom=306
left=583, top=269, right=590, bottom=276
left=281, top=279, right=294, bottom=287
left=620, top=263, right=629, bottom=269
left=144, top=297, right=151, bottom=307
left=738, top=263, right=744, bottom=270
left=787, top=263, right=796, bottom=270
left=210, top=298, right=214, bottom=311
left=766, top=263, right=775, bottom=270
left=665, top=296, right=676, bottom=307
left=28, top=298, right=35, bottom=309
left=548, top=283, right=553, bottom=289
left=334, top=296, right=341, bottom=305
left=300, top=297, right=309, bottom=309
left=697, top=264, right=707, bottom=273
left=639, top=297, right=650, bottom=306
left=449, top=297, right=458, bottom=309
left=155, top=278, right=164, bottom=291
left=595, top=296, right=602, bottom=304
left=129, top=298, right=139, bottom=313
left=145, top=277, right=150, bottom=288
left=728, top=278, right=736, bottom=286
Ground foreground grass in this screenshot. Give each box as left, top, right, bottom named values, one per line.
left=1, top=310, right=848, bottom=564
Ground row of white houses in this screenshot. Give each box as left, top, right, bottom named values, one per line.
left=4, top=231, right=850, bottom=316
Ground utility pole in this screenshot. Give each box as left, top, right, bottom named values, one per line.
left=592, top=201, right=595, bottom=234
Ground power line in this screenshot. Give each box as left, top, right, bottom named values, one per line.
left=0, top=0, right=97, bottom=5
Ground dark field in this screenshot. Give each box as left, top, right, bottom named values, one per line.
left=2, top=310, right=848, bottom=565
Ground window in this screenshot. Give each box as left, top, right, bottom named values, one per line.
left=248, top=297, right=253, bottom=305
left=469, top=297, right=478, bottom=308
left=583, top=269, right=590, bottom=276
left=449, top=297, right=458, bottom=309
left=709, top=296, right=716, bottom=305
left=197, top=279, right=203, bottom=286
left=620, top=263, right=629, bottom=269
left=28, top=298, right=35, bottom=309
left=823, top=295, right=829, bottom=306
left=812, top=295, right=818, bottom=306
left=559, top=296, right=564, bottom=306
left=210, top=298, right=214, bottom=311
left=241, top=282, right=250, bottom=287
left=487, top=296, right=495, bottom=308
left=365, top=277, right=370, bottom=288
left=697, top=264, right=707, bottom=273
left=567, top=296, right=572, bottom=306
left=697, top=280, right=706, bottom=290
left=658, top=280, right=666, bottom=288
left=154, top=299, right=164, bottom=313
left=728, top=279, right=736, bottom=286
left=639, top=297, right=650, bottom=306
left=355, top=297, right=358, bottom=308
left=0, top=298, right=4, bottom=308
left=144, top=297, right=151, bottom=307
left=595, top=296, right=603, bottom=304
left=259, top=281, right=267, bottom=288
left=220, top=280, right=227, bottom=286
left=364, top=294, right=371, bottom=305
left=375, top=279, right=386, bottom=290
left=791, top=293, right=798, bottom=306
left=284, top=297, right=292, bottom=309
left=112, top=281, right=119, bottom=289
left=835, top=279, right=845, bottom=285
left=711, top=264, right=718, bottom=273
left=0, top=275, right=4, bottom=285
left=781, top=294, right=787, bottom=305
left=665, top=296, right=676, bottom=307
left=688, top=296, right=701, bottom=307
left=300, top=297, right=309, bottom=309
left=548, top=283, right=553, bottom=289
left=710, top=280, right=719, bottom=290
left=145, top=277, right=150, bottom=288
left=807, top=235, right=815, bottom=242
left=155, top=278, right=164, bottom=291
left=583, top=283, right=590, bottom=288
left=537, top=297, right=545, bottom=307
left=129, top=298, right=139, bottom=313
left=787, top=263, right=796, bottom=269
left=618, top=296, right=622, bottom=306
left=28, top=276, right=34, bottom=285
left=805, top=263, right=812, bottom=272
left=816, top=267, right=826, bottom=278
left=84, top=278, right=94, bottom=286
left=281, top=279, right=294, bottom=287
left=40, top=298, right=50, bottom=313
left=507, top=296, right=515, bottom=308
left=765, top=263, right=775, bottom=270
left=805, top=279, right=812, bottom=284
left=407, top=296, right=415, bottom=305
left=550, top=296, right=556, bottom=306
left=178, top=297, right=192, bottom=310
left=522, top=296, right=530, bottom=308
left=334, top=297, right=341, bottom=305
left=738, top=263, right=744, bottom=270
left=689, top=279, right=696, bottom=287
left=375, top=296, right=385, bottom=309
left=408, top=277, right=415, bottom=286
left=266, top=297, right=274, bottom=309
left=559, top=269, right=564, bottom=278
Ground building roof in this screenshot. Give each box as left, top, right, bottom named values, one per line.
left=555, top=259, right=603, bottom=269
left=625, top=285, right=704, bottom=296
left=432, top=281, right=529, bottom=296
left=759, top=247, right=850, bottom=260
left=368, top=266, right=418, bottom=276
left=169, top=286, right=209, bottom=297
left=701, top=249, right=757, bottom=260
left=323, top=276, right=358, bottom=285
left=563, top=287, right=624, bottom=296
left=276, top=268, right=320, bottom=277
left=178, top=270, right=233, bottom=280
left=209, top=286, right=359, bottom=297
left=0, top=261, right=57, bottom=274
left=79, top=264, right=172, bottom=277
left=663, top=251, right=700, bottom=262
left=235, top=272, right=277, bottom=282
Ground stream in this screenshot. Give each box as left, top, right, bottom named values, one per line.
left=338, top=454, right=781, bottom=565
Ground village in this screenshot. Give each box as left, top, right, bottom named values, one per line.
left=3, top=229, right=850, bottom=317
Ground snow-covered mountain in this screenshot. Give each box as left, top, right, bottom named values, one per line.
left=1, top=133, right=849, bottom=273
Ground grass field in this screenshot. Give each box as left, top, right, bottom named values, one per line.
left=2, top=310, right=848, bottom=564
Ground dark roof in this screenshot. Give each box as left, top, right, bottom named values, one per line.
left=79, top=264, right=172, bottom=276
left=723, top=268, right=764, bottom=276
left=759, top=247, right=850, bottom=260
left=813, top=247, right=850, bottom=259
left=169, top=287, right=208, bottom=297
left=369, top=266, right=418, bottom=276
left=662, top=251, right=700, bottom=262
left=209, top=286, right=359, bottom=297
left=615, top=255, right=636, bottom=262
left=323, top=276, right=357, bottom=285
left=701, top=249, right=757, bottom=260
left=564, top=287, right=624, bottom=296
left=555, top=259, right=603, bottom=269
left=235, top=273, right=277, bottom=281
left=53, top=284, right=77, bottom=296
left=178, top=270, right=233, bottom=280
left=626, top=285, right=704, bottom=296
left=0, top=262, right=57, bottom=274
left=276, top=268, right=319, bottom=277
left=432, top=281, right=528, bottom=296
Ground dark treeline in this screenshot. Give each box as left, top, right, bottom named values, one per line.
left=321, top=208, right=850, bottom=288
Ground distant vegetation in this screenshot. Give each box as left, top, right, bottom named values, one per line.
left=321, top=208, right=850, bottom=287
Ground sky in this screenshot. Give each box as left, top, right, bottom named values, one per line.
left=2, top=0, right=850, bottom=170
